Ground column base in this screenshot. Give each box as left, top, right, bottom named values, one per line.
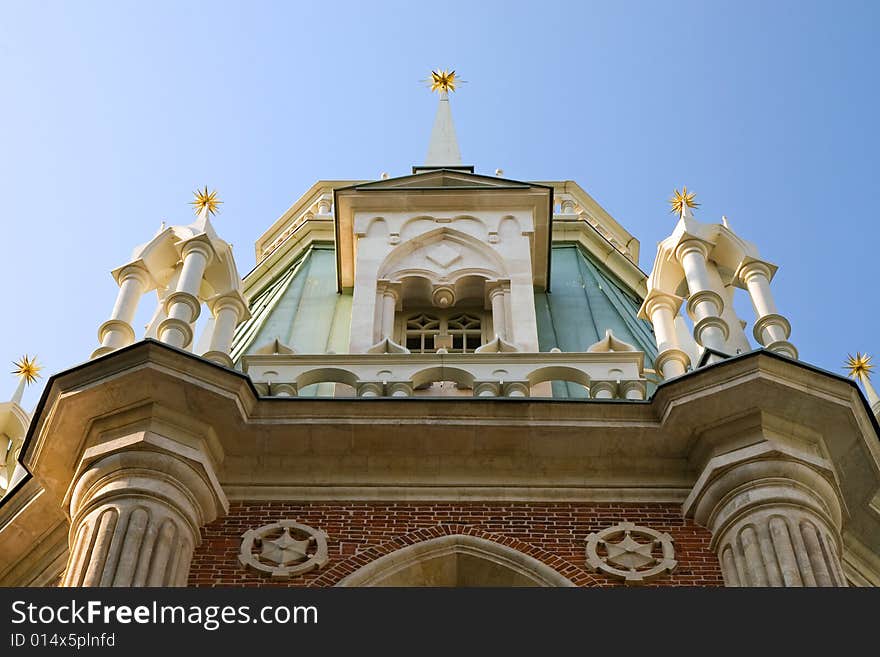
left=202, top=350, right=234, bottom=368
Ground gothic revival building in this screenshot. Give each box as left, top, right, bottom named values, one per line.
left=2, top=73, right=879, bottom=587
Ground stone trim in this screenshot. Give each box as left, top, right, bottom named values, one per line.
left=308, top=524, right=600, bottom=587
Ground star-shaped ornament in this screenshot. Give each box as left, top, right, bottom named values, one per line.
left=259, top=528, right=313, bottom=566
left=603, top=533, right=657, bottom=570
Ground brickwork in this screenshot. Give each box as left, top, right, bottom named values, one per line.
left=189, top=502, right=724, bottom=587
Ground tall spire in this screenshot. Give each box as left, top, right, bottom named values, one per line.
left=425, top=69, right=462, bottom=167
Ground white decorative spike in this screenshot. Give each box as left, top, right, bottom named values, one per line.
left=426, top=90, right=462, bottom=166
left=859, top=374, right=880, bottom=415
left=10, top=377, right=26, bottom=406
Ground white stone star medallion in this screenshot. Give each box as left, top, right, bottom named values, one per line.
left=585, top=522, right=676, bottom=583
left=239, top=520, right=329, bottom=578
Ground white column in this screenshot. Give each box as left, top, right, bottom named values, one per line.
left=641, top=291, right=690, bottom=379
left=738, top=259, right=797, bottom=359
left=675, top=239, right=729, bottom=356
left=381, top=288, right=398, bottom=340
left=158, top=240, right=213, bottom=349
left=685, top=450, right=846, bottom=587
left=92, top=263, right=151, bottom=358
left=203, top=293, right=248, bottom=367
left=489, top=285, right=507, bottom=340
left=62, top=447, right=225, bottom=587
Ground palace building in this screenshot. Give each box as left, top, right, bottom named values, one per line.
left=2, top=71, right=879, bottom=587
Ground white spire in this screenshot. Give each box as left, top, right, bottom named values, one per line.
left=426, top=89, right=462, bottom=167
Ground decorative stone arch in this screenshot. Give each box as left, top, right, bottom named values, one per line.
left=378, top=227, right=508, bottom=284
left=411, top=366, right=476, bottom=390
left=294, top=367, right=359, bottom=390
left=527, top=365, right=591, bottom=389
left=307, top=525, right=599, bottom=587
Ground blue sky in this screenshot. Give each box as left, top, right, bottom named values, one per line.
left=1, top=0, right=878, bottom=408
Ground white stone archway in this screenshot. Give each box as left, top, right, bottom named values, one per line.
left=349, top=216, right=540, bottom=353
left=335, top=534, right=576, bottom=587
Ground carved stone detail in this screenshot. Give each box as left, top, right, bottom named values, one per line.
left=585, top=521, right=676, bottom=582
left=239, top=520, right=329, bottom=578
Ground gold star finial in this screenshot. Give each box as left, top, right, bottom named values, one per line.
left=669, top=186, right=699, bottom=218
left=12, top=355, right=42, bottom=386
left=190, top=186, right=222, bottom=216
left=845, top=352, right=874, bottom=381
left=430, top=69, right=458, bottom=94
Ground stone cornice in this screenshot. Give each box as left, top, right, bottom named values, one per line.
left=3, top=341, right=879, bottom=585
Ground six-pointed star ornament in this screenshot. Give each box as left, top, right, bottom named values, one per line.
left=260, top=528, right=315, bottom=566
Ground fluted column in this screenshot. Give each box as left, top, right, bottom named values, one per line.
left=641, top=290, right=690, bottom=379
left=685, top=448, right=846, bottom=587
left=203, top=292, right=249, bottom=367
left=158, top=239, right=213, bottom=349
left=62, top=448, right=226, bottom=587
left=675, top=239, right=730, bottom=357
left=489, top=285, right=508, bottom=340
left=92, top=263, right=151, bottom=359
left=737, top=258, right=797, bottom=359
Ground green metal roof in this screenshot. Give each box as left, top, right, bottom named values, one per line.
left=232, top=243, right=655, bottom=399
left=535, top=244, right=657, bottom=398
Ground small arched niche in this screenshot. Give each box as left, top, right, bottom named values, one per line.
left=335, top=534, right=575, bottom=587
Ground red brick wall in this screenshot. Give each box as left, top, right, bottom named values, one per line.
left=189, top=502, right=724, bottom=587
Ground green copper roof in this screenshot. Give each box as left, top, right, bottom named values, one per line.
left=232, top=243, right=655, bottom=399
left=535, top=244, right=656, bottom=398
left=231, top=245, right=352, bottom=365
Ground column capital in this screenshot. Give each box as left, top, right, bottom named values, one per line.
left=486, top=280, right=510, bottom=301
left=180, top=235, right=216, bottom=263
left=638, top=289, right=684, bottom=320
left=207, top=290, right=250, bottom=321
left=684, top=440, right=846, bottom=586
left=673, top=235, right=713, bottom=263
left=111, top=260, right=153, bottom=288
left=733, top=256, right=778, bottom=288
left=376, top=279, right=402, bottom=300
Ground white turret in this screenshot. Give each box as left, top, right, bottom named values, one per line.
left=91, top=189, right=249, bottom=367
left=640, top=188, right=796, bottom=379
left=0, top=356, right=39, bottom=496
left=846, top=352, right=880, bottom=421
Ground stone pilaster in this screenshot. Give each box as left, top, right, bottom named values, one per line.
left=61, top=433, right=226, bottom=587
left=685, top=443, right=846, bottom=587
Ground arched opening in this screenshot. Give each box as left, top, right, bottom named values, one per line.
left=527, top=366, right=591, bottom=398
left=335, top=534, right=575, bottom=587
left=410, top=366, right=475, bottom=396
left=294, top=368, right=359, bottom=398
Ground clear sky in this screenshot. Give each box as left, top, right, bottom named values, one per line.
left=1, top=0, right=878, bottom=408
